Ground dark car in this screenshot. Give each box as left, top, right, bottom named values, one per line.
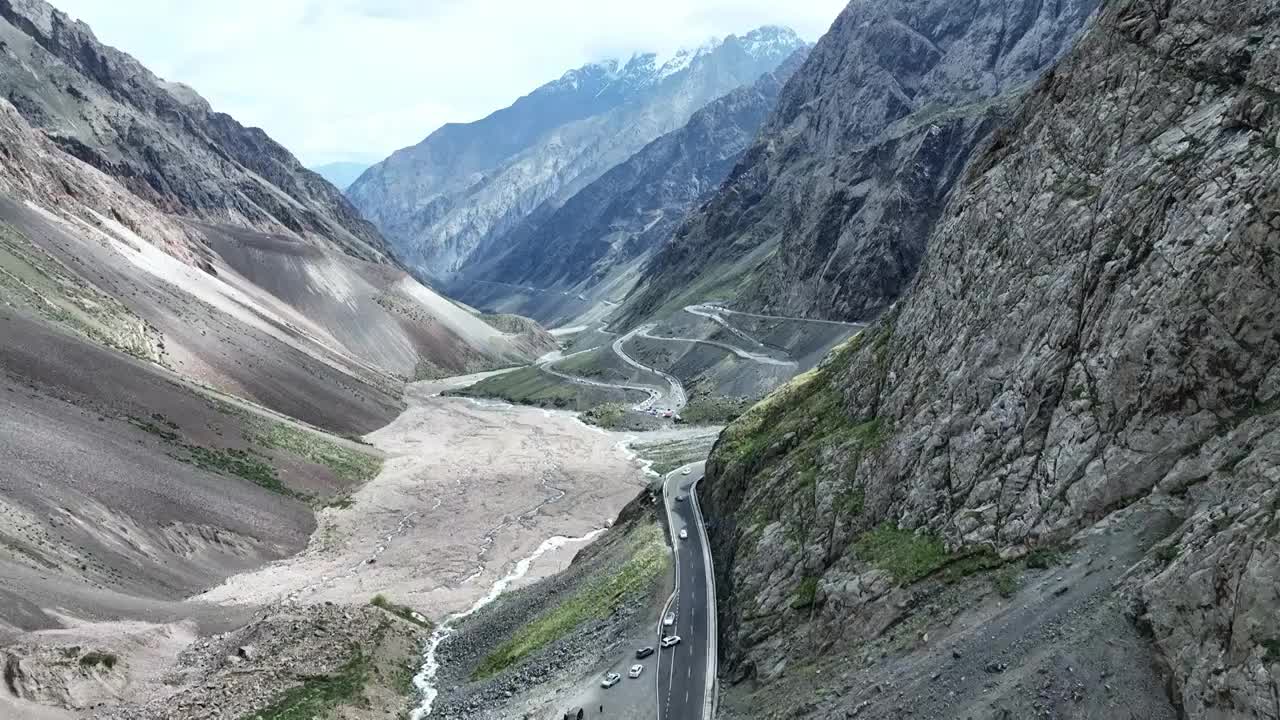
left=636, top=646, right=654, bottom=659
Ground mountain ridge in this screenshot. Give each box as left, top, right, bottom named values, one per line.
left=450, top=47, right=811, bottom=326
left=348, top=26, right=809, bottom=280
left=616, top=0, right=1101, bottom=328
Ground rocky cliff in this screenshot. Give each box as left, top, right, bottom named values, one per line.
left=348, top=27, right=808, bottom=279
left=618, top=0, right=1100, bottom=327
left=699, top=0, right=1280, bottom=717
left=451, top=49, right=809, bottom=324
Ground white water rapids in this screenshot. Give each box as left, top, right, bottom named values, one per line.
left=408, top=528, right=607, bottom=719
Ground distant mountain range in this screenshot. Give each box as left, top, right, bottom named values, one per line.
left=311, top=161, right=372, bottom=190
left=450, top=48, right=810, bottom=326
left=348, top=26, right=809, bottom=281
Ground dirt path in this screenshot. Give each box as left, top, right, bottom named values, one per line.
left=195, top=371, right=651, bottom=619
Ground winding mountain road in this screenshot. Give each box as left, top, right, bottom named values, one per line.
left=529, top=304, right=862, bottom=720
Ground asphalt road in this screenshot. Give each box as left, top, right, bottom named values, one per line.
left=658, top=463, right=715, bottom=720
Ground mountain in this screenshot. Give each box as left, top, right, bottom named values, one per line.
left=696, top=0, right=1280, bottom=717
left=311, top=161, right=371, bottom=190
left=616, top=0, right=1100, bottom=327
left=348, top=27, right=809, bottom=281
left=0, top=0, right=552, bottom=664
left=0, top=0, right=551, bottom=405
left=451, top=48, right=810, bottom=326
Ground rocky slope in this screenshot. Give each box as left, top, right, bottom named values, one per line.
left=698, top=0, right=1280, bottom=717
left=348, top=27, right=808, bottom=280
left=617, top=0, right=1101, bottom=327
left=452, top=49, right=809, bottom=326
left=0, top=0, right=553, bottom=401
left=0, top=0, right=387, bottom=264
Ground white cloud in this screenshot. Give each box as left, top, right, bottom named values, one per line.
left=51, top=0, right=847, bottom=165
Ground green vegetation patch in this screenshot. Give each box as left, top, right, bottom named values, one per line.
left=1263, top=639, right=1280, bottom=663
left=993, top=566, right=1020, bottom=598
left=791, top=576, right=819, bottom=610
left=238, top=645, right=372, bottom=720
left=473, top=524, right=669, bottom=680
left=78, top=651, right=118, bottom=670
left=714, top=329, right=882, bottom=475
left=183, top=445, right=286, bottom=494
left=681, top=395, right=753, bottom=425
left=1025, top=545, right=1066, bottom=569
left=582, top=403, right=628, bottom=429
left=0, top=223, right=161, bottom=363
left=854, top=524, right=949, bottom=584
left=250, top=422, right=382, bottom=485
left=450, top=366, right=634, bottom=411
left=370, top=594, right=435, bottom=630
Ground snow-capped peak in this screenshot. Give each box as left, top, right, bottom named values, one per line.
left=546, top=26, right=802, bottom=95
left=739, top=26, right=805, bottom=60
left=656, top=36, right=720, bottom=80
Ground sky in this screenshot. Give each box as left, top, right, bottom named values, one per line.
left=53, top=0, right=847, bottom=167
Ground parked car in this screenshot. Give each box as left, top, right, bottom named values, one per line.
left=629, top=663, right=645, bottom=678
left=664, top=611, right=676, bottom=626
left=661, top=635, right=682, bottom=648
left=679, top=529, right=689, bottom=540
left=601, top=672, right=621, bottom=688
left=635, top=646, right=654, bottom=659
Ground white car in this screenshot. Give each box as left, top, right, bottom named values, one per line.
left=682, top=468, right=691, bottom=476
left=628, top=663, right=644, bottom=678
left=661, top=635, right=682, bottom=648
left=663, top=611, right=676, bottom=626
left=678, top=529, right=688, bottom=540
left=601, top=672, right=621, bottom=688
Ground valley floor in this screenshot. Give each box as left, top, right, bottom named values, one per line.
left=196, top=371, right=651, bottom=617
left=2, top=369, right=661, bottom=719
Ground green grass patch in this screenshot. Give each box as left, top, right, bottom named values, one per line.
left=237, top=645, right=371, bottom=720
left=250, top=422, right=382, bottom=485
left=450, top=365, right=641, bottom=411
left=791, top=576, right=819, bottom=610
left=78, top=651, right=118, bottom=670
left=1025, top=545, right=1066, bottom=569
left=993, top=566, right=1020, bottom=598
left=182, top=445, right=288, bottom=495
left=1263, top=639, right=1280, bottom=663
left=473, top=525, right=668, bottom=680
left=370, top=595, right=434, bottom=630
left=854, top=524, right=949, bottom=584
left=837, top=486, right=865, bottom=516
left=681, top=395, right=753, bottom=425
left=129, top=415, right=180, bottom=443
left=582, top=403, right=628, bottom=429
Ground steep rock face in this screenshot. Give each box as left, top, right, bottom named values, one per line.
left=0, top=0, right=390, bottom=264
left=618, top=0, right=1099, bottom=326
left=700, top=0, right=1280, bottom=716
left=348, top=27, right=808, bottom=279
left=453, top=49, right=809, bottom=321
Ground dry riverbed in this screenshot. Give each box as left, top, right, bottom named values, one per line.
left=198, top=371, right=652, bottom=622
